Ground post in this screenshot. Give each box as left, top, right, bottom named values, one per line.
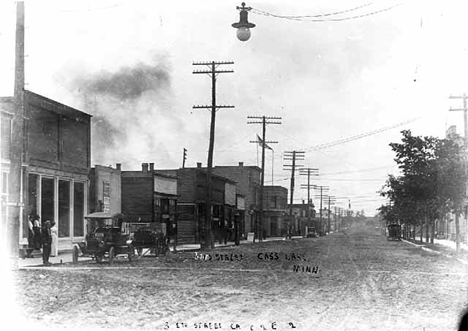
left=248, top=115, right=281, bottom=241
left=289, top=152, right=295, bottom=239
left=193, top=61, right=234, bottom=249
left=7, top=2, right=26, bottom=262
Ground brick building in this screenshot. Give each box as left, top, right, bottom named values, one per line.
left=212, top=162, right=261, bottom=237
left=263, top=186, right=288, bottom=237
left=1, top=91, right=92, bottom=251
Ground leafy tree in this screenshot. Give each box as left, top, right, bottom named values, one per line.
left=381, top=130, right=467, bottom=251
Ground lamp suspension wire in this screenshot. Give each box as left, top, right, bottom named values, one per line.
left=250, top=2, right=402, bottom=22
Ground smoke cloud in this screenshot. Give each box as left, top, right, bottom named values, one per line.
left=68, top=55, right=183, bottom=169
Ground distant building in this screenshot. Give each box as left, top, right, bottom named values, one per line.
left=121, top=163, right=178, bottom=239
left=89, top=164, right=122, bottom=214
left=286, top=201, right=316, bottom=236
left=1, top=91, right=92, bottom=252
left=263, top=186, right=288, bottom=237
left=157, top=163, right=240, bottom=245
left=212, top=162, right=261, bottom=236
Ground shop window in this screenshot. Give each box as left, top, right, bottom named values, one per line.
left=161, top=199, right=169, bottom=214
left=59, top=180, right=70, bottom=237
left=26, top=174, right=38, bottom=239
left=74, top=182, right=85, bottom=237
left=41, top=177, right=54, bottom=226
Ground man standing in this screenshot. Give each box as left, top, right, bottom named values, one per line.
left=42, top=220, right=53, bottom=265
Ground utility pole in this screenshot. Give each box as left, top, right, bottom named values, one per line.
left=334, top=206, right=337, bottom=231
left=193, top=61, right=234, bottom=249
left=248, top=116, right=281, bottom=242
left=314, top=186, right=329, bottom=235
left=299, top=167, right=319, bottom=221
left=327, top=196, right=336, bottom=234
left=449, top=94, right=468, bottom=253
left=182, top=148, right=187, bottom=169
left=7, top=2, right=25, bottom=261
left=284, top=151, right=305, bottom=238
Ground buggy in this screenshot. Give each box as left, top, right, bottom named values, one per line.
left=129, top=222, right=169, bottom=258
left=387, top=223, right=401, bottom=241
left=305, top=226, right=318, bottom=238
left=72, top=212, right=134, bottom=264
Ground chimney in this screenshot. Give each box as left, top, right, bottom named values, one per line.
left=149, top=163, right=154, bottom=171
left=197, top=162, right=202, bottom=168
left=238, top=162, right=244, bottom=167
left=116, top=163, right=121, bottom=171
left=142, top=163, right=149, bottom=172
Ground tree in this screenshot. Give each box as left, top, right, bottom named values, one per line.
left=434, top=138, right=467, bottom=252
left=381, top=130, right=467, bottom=251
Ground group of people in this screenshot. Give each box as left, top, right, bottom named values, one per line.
left=28, top=214, right=58, bottom=265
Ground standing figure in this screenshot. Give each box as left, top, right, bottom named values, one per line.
left=27, top=215, right=35, bottom=250
left=50, top=222, right=58, bottom=257
left=41, top=220, right=53, bottom=265
left=33, top=215, right=42, bottom=250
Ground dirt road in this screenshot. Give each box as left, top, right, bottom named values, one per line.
left=10, top=226, right=468, bottom=330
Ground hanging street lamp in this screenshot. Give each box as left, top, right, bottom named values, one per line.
left=232, top=2, right=256, bottom=42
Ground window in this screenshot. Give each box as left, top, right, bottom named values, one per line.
left=41, top=177, right=54, bottom=225
left=1, top=172, right=8, bottom=194
left=59, top=180, right=70, bottom=237
left=74, top=182, right=84, bottom=237
left=25, top=174, right=38, bottom=239
left=1, top=116, right=11, bottom=160
left=161, top=199, right=169, bottom=214
left=270, top=196, right=277, bottom=208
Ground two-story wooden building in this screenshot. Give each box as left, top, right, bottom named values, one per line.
left=157, top=163, right=238, bottom=245
left=121, top=163, right=178, bottom=240
left=1, top=91, right=92, bottom=252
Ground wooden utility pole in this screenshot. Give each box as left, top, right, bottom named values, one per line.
left=7, top=2, right=26, bottom=260
left=248, top=116, right=281, bottom=242
left=449, top=94, right=468, bottom=253
left=284, top=151, right=305, bottom=238
left=299, top=167, right=319, bottom=220
left=327, top=196, right=336, bottom=234
left=193, top=61, right=234, bottom=249
left=314, top=186, right=329, bottom=235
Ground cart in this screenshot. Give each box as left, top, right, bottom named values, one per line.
left=129, top=222, right=169, bottom=258
left=72, top=212, right=135, bottom=264
left=387, top=223, right=401, bottom=241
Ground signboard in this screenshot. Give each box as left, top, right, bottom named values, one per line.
left=236, top=195, right=245, bottom=210
left=247, top=232, right=255, bottom=242
left=154, top=175, right=177, bottom=195
left=102, top=181, right=110, bottom=212
left=225, top=182, right=236, bottom=206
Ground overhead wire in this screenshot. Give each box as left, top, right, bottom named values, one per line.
left=251, top=2, right=403, bottom=22
left=250, top=2, right=374, bottom=20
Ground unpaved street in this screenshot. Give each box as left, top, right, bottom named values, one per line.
left=9, top=226, right=468, bottom=330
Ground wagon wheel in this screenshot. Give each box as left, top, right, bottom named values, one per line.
left=109, top=246, right=115, bottom=265
left=95, top=254, right=103, bottom=263
left=72, top=246, right=79, bottom=264
left=128, top=244, right=135, bottom=262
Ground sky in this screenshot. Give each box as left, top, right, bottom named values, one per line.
left=1, top=0, right=468, bottom=216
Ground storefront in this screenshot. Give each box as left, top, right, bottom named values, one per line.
left=25, top=171, right=88, bottom=250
